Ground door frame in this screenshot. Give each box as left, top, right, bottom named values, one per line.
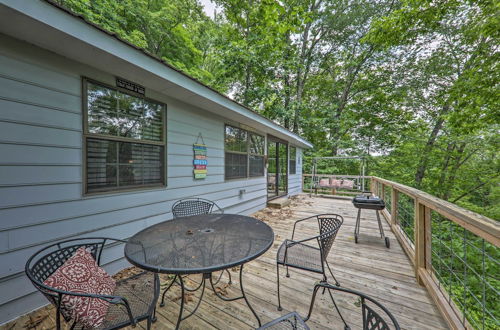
left=267, top=135, right=288, bottom=200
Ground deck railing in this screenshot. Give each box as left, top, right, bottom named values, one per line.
left=370, top=176, right=499, bottom=330
left=301, top=173, right=498, bottom=329
left=302, top=174, right=369, bottom=195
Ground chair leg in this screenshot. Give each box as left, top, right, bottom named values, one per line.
left=326, top=287, right=349, bottom=329
left=286, top=265, right=290, bottom=278
left=55, top=298, right=62, bottom=330
left=147, top=316, right=152, bottom=330
left=276, top=263, right=283, bottom=311
left=321, top=274, right=327, bottom=295
left=226, top=269, right=232, bottom=284
left=325, top=260, right=340, bottom=286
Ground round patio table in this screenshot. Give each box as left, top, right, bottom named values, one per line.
left=124, top=213, right=274, bottom=329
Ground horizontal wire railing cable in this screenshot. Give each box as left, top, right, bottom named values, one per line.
left=370, top=176, right=499, bottom=330
left=397, top=194, right=415, bottom=244
left=384, top=185, right=392, bottom=214
left=431, top=212, right=499, bottom=329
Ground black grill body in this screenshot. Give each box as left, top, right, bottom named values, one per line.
left=352, top=195, right=390, bottom=248
left=352, top=195, right=386, bottom=210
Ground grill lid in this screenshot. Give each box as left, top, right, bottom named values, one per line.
left=352, top=195, right=385, bottom=210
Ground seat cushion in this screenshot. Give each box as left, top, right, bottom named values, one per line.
left=277, top=240, right=323, bottom=273
left=44, top=247, right=116, bottom=328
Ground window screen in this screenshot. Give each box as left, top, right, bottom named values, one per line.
left=84, top=80, right=165, bottom=193
left=224, top=125, right=265, bottom=179
left=224, top=126, right=248, bottom=179
left=249, top=133, right=264, bottom=177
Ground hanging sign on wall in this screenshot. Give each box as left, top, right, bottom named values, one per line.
left=193, top=133, right=207, bottom=179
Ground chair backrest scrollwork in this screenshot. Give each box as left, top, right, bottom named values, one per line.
left=317, top=214, right=343, bottom=261
left=172, top=198, right=223, bottom=219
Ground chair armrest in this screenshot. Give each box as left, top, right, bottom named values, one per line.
left=282, top=237, right=321, bottom=262
left=50, top=290, right=137, bottom=326
left=212, top=201, right=224, bottom=214
left=103, top=295, right=137, bottom=326
left=291, top=215, right=318, bottom=240
left=285, top=237, right=320, bottom=248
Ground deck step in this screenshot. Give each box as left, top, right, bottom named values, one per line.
left=267, top=196, right=290, bottom=209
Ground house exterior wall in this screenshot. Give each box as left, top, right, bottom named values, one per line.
left=0, top=34, right=304, bottom=324
left=288, top=148, right=303, bottom=196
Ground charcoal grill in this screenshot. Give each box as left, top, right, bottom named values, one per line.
left=352, top=195, right=390, bottom=248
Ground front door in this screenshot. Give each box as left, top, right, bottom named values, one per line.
left=267, top=137, right=288, bottom=199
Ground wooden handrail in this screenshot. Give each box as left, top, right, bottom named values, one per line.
left=303, top=173, right=499, bottom=329
left=371, top=176, right=499, bottom=246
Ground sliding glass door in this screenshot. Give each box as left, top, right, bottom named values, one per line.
left=267, top=137, right=287, bottom=199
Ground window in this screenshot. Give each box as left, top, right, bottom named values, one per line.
left=84, top=79, right=166, bottom=193
left=289, top=146, right=297, bottom=175
left=249, top=133, right=265, bottom=177
left=224, top=125, right=265, bottom=179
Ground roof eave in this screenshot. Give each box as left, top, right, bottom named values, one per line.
left=0, top=0, right=313, bottom=149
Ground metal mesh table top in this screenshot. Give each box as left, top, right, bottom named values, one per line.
left=124, top=214, right=274, bottom=274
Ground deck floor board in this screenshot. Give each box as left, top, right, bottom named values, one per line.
left=1, top=195, right=448, bottom=329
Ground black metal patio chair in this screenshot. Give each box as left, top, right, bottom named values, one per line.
left=160, top=197, right=227, bottom=306
left=171, top=197, right=223, bottom=218
left=259, top=282, right=400, bottom=330
left=276, top=214, right=343, bottom=311
left=25, top=237, right=159, bottom=330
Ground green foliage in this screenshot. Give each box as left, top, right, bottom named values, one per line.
left=56, top=0, right=217, bottom=86
left=57, top=0, right=500, bottom=327
left=53, top=1, right=498, bottom=325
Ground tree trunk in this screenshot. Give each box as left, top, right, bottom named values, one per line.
left=292, top=20, right=310, bottom=133
left=292, top=0, right=323, bottom=133
left=442, top=142, right=466, bottom=201
left=414, top=104, right=449, bottom=187
left=437, top=142, right=455, bottom=197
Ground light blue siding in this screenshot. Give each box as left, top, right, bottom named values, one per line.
left=288, top=147, right=303, bottom=196
left=0, top=33, right=306, bottom=324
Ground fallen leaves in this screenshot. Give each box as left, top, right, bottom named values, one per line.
left=23, top=314, right=48, bottom=329
left=112, top=266, right=142, bottom=281
left=174, top=292, right=195, bottom=303
left=214, top=283, right=231, bottom=297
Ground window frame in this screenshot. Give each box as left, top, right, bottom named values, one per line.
left=248, top=132, right=265, bottom=177
left=289, top=146, right=297, bottom=175
left=224, top=124, right=265, bottom=180
left=82, top=77, right=167, bottom=195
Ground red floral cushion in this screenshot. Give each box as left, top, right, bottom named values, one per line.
left=44, top=247, right=116, bottom=328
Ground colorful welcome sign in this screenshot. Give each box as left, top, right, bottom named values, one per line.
left=193, top=133, right=207, bottom=179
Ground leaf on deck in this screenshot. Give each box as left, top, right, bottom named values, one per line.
left=23, top=314, right=48, bottom=329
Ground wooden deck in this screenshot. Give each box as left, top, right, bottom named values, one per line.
left=2, top=195, right=448, bottom=330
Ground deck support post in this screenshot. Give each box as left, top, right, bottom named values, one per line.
left=415, top=200, right=430, bottom=285
left=391, top=189, right=398, bottom=228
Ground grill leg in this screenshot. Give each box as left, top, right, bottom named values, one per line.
left=277, top=263, right=282, bottom=311
left=355, top=208, right=361, bottom=243
left=376, top=210, right=385, bottom=238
